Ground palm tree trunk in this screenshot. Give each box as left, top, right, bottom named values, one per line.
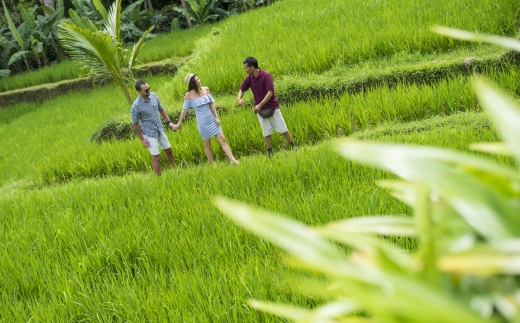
left=180, top=0, right=193, bottom=28
left=23, top=55, right=32, bottom=71
left=43, top=52, right=50, bottom=66
left=115, top=79, right=133, bottom=104
left=52, top=36, right=66, bottom=61
left=37, top=55, right=43, bottom=69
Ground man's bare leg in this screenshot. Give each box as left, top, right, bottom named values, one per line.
left=152, top=154, right=161, bottom=176
left=264, top=135, right=273, bottom=157
left=163, top=147, right=174, bottom=169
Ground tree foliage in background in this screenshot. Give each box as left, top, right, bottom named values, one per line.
left=57, top=0, right=153, bottom=103
left=0, top=0, right=164, bottom=78
left=174, top=0, right=218, bottom=27
left=69, top=0, right=156, bottom=43
left=1, top=0, right=64, bottom=77
left=215, top=30, right=520, bottom=323
left=173, top=0, right=274, bottom=27
left=1, top=0, right=274, bottom=77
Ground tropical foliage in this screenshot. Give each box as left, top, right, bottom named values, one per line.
left=1, top=0, right=64, bottom=77
left=0, top=0, right=273, bottom=79
left=69, top=0, right=157, bottom=43
left=215, top=31, right=520, bottom=322
left=57, top=0, right=153, bottom=103
left=174, top=0, right=219, bottom=27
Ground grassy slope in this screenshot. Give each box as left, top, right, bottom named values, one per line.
left=0, top=112, right=506, bottom=322
left=1, top=63, right=518, bottom=185
left=165, top=0, right=519, bottom=98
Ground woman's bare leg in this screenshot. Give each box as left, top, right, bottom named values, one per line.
left=203, top=138, right=214, bottom=164
left=216, top=132, right=238, bottom=163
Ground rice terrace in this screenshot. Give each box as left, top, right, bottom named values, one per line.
left=1, top=0, right=520, bottom=321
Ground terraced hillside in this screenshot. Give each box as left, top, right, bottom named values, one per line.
left=0, top=0, right=519, bottom=321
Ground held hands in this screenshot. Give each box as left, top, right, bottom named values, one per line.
left=172, top=123, right=180, bottom=131
left=168, top=122, right=176, bottom=131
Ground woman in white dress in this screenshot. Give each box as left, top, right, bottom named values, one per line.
left=174, top=73, right=239, bottom=165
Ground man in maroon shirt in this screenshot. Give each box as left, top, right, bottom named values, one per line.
left=237, top=56, right=298, bottom=157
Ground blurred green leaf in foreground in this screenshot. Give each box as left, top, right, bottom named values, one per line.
left=215, top=27, right=520, bottom=323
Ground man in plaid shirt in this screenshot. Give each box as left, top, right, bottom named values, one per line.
left=131, top=80, right=175, bottom=175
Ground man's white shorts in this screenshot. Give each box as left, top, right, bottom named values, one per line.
left=257, top=109, right=288, bottom=137
left=144, top=133, right=171, bottom=155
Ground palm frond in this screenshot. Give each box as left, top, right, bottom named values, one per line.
left=104, top=0, right=122, bottom=43
left=67, top=9, right=98, bottom=32
left=58, top=20, right=122, bottom=79
left=57, top=0, right=147, bottom=104
left=128, top=25, right=154, bottom=71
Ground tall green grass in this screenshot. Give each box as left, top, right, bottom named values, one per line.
left=1, top=143, right=407, bottom=322
left=165, top=0, right=520, bottom=97
left=0, top=63, right=516, bottom=184
left=276, top=44, right=512, bottom=103
left=0, top=111, right=505, bottom=322
left=0, top=60, right=87, bottom=93
left=137, top=24, right=215, bottom=63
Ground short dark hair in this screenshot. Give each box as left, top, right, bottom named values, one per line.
left=243, top=56, right=258, bottom=68
left=135, top=80, right=146, bottom=91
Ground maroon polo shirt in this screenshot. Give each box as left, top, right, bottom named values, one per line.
left=240, top=69, right=279, bottom=109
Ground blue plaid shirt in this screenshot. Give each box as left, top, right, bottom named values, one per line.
left=131, top=92, right=165, bottom=138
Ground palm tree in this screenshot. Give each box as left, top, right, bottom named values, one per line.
left=180, top=0, right=193, bottom=28
left=57, top=0, right=153, bottom=104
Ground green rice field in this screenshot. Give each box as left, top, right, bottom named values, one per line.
left=1, top=0, right=519, bottom=321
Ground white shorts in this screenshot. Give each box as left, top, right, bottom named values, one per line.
left=144, top=133, right=171, bottom=155
left=257, top=109, right=288, bottom=137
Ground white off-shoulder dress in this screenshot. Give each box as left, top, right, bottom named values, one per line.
left=183, top=94, right=222, bottom=140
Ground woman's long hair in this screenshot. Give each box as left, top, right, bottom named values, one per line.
left=188, top=75, right=201, bottom=94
